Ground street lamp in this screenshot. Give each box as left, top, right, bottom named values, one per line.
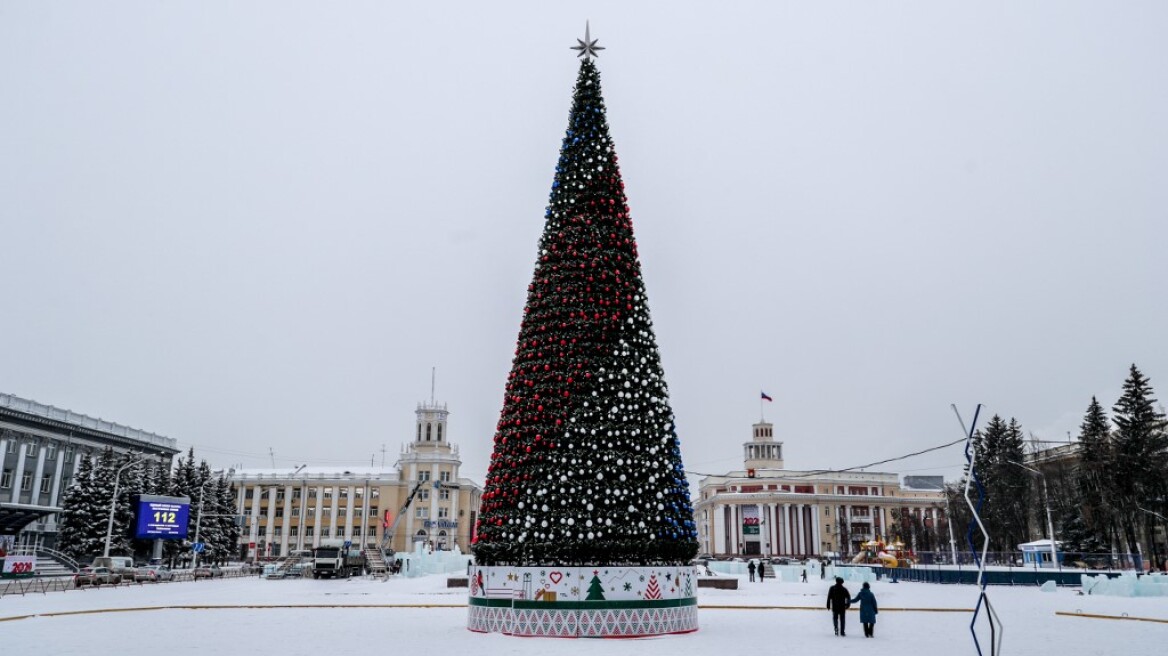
left=1007, top=460, right=1058, bottom=569
left=943, top=494, right=959, bottom=566
left=103, top=453, right=145, bottom=558
left=289, top=464, right=307, bottom=554
left=191, top=477, right=215, bottom=569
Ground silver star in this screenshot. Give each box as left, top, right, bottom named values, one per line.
left=571, top=21, right=605, bottom=59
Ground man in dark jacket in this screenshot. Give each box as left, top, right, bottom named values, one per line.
left=826, top=577, right=851, bottom=636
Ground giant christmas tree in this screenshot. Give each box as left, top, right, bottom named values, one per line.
left=472, top=36, right=697, bottom=568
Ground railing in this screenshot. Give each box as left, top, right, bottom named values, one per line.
left=0, top=564, right=260, bottom=599
left=909, top=550, right=1148, bottom=571
left=9, top=546, right=81, bottom=573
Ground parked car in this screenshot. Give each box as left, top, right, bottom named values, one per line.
left=134, top=566, right=175, bottom=583
left=192, top=565, right=223, bottom=579
left=90, top=556, right=137, bottom=581
left=74, top=567, right=122, bottom=587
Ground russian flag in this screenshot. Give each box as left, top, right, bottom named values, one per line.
left=760, top=391, right=773, bottom=402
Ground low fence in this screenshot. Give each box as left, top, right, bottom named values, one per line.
left=0, top=566, right=258, bottom=599
left=866, top=566, right=1121, bottom=586
left=908, top=550, right=1148, bottom=571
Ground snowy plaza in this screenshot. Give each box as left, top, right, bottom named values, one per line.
left=2, top=572, right=1165, bottom=655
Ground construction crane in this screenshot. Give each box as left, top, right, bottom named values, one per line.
left=379, top=479, right=461, bottom=560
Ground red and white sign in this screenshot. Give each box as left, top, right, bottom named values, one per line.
left=2, top=555, right=36, bottom=575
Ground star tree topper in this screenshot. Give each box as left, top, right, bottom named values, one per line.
left=571, top=21, right=605, bottom=59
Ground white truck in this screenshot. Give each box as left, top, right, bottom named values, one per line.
left=311, top=539, right=364, bottom=579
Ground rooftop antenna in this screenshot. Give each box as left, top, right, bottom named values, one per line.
left=269, top=448, right=276, bottom=468
left=431, top=366, right=436, bottom=405
left=381, top=443, right=387, bottom=468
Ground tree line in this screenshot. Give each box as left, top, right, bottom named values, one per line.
left=56, top=448, right=240, bottom=566
left=936, top=364, right=1168, bottom=568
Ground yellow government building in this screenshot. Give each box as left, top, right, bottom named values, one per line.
left=227, top=400, right=482, bottom=560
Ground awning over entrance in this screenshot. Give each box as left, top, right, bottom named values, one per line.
left=0, top=502, right=60, bottom=534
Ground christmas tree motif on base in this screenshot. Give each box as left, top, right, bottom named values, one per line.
left=468, top=29, right=698, bottom=637
left=587, top=571, right=606, bottom=601
left=643, top=574, right=663, bottom=600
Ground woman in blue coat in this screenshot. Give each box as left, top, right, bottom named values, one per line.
left=850, top=581, right=879, bottom=637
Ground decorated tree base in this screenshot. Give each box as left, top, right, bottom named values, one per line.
left=467, top=565, right=699, bottom=637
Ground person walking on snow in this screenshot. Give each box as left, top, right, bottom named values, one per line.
left=757, top=561, right=765, bottom=583
left=748, top=560, right=756, bottom=582
left=850, top=581, right=879, bottom=637
left=827, top=577, right=851, bottom=636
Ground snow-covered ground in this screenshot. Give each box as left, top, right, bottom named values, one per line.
left=2, top=573, right=1164, bottom=655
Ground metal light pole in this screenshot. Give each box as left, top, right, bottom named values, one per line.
left=1139, top=507, right=1167, bottom=572
left=289, top=465, right=307, bottom=554
left=103, top=453, right=145, bottom=558
left=944, top=493, right=958, bottom=566
left=191, top=478, right=214, bottom=569
left=1007, top=460, right=1058, bottom=569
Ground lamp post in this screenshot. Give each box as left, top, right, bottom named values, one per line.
left=1007, top=460, right=1058, bottom=569
left=103, top=453, right=145, bottom=558
left=191, top=477, right=215, bottom=569
left=289, top=464, right=307, bottom=554
left=944, top=494, right=959, bottom=566
left=1138, top=507, right=1166, bottom=572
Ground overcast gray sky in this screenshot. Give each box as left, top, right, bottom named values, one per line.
left=2, top=1, right=1165, bottom=486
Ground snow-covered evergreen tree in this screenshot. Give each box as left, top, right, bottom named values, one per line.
left=56, top=454, right=105, bottom=561
left=968, top=415, right=1031, bottom=552
left=1110, top=364, right=1168, bottom=565
left=1074, top=397, right=1115, bottom=551
left=165, top=449, right=199, bottom=564
left=211, top=476, right=240, bottom=563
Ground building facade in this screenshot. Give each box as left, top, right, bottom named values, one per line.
left=0, top=393, right=180, bottom=550
left=227, top=400, right=482, bottom=559
left=695, top=420, right=946, bottom=558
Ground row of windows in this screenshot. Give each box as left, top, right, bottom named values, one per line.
left=258, top=525, right=382, bottom=539
left=244, top=505, right=459, bottom=521
left=0, top=470, right=59, bottom=493
left=241, top=474, right=454, bottom=501
left=246, top=506, right=381, bottom=519
left=4, top=441, right=76, bottom=462
left=418, top=422, right=444, bottom=442
left=245, top=486, right=383, bottom=501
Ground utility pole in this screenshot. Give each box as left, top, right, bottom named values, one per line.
left=944, top=493, right=958, bottom=566
left=103, top=453, right=145, bottom=557
left=1008, top=460, right=1058, bottom=569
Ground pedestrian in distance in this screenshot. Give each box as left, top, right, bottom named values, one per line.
left=758, top=561, right=765, bottom=583
left=850, top=581, right=879, bottom=638
left=801, top=568, right=808, bottom=583
left=821, top=559, right=827, bottom=580
left=827, top=576, right=851, bottom=636
left=747, top=560, right=757, bottom=582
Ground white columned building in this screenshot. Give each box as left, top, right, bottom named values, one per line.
left=694, top=419, right=947, bottom=559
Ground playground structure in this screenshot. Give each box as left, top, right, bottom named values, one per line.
left=851, top=539, right=915, bottom=568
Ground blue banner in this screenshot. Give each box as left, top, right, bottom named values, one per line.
left=135, top=494, right=191, bottom=539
